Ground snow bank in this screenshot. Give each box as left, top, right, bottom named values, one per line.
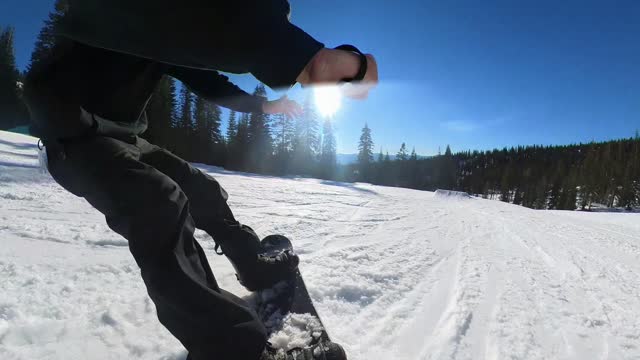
left=434, top=189, right=472, bottom=199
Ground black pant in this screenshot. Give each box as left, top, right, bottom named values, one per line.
left=47, top=135, right=267, bottom=360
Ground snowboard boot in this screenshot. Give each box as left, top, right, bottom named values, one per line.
left=260, top=341, right=347, bottom=360
left=216, top=222, right=299, bottom=291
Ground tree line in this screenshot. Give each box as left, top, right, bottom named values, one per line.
left=353, top=125, right=640, bottom=211
left=0, top=25, right=29, bottom=130
left=142, top=77, right=339, bottom=179
left=0, top=0, right=67, bottom=132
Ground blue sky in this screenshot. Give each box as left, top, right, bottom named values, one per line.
left=2, top=0, right=639, bottom=155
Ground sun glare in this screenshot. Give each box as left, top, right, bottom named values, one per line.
left=314, top=85, right=342, bottom=117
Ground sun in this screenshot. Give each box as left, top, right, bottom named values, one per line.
left=314, top=85, right=342, bottom=117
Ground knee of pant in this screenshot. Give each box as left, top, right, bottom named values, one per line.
left=108, top=182, right=193, bottom=259
left=190, top=170, right=227, bottom=200
left=140, top=177, right=190, bottom=222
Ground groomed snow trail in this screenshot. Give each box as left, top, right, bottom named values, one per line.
left=1, top=131, right=640, bottom=360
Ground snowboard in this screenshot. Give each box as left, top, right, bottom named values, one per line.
left=254, top=235, right=346, bottom=359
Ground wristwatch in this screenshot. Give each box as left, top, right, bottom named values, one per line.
left=334, top=44, right=368, bottom=83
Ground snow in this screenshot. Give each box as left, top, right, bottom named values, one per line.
left=434, top=189, right=472, bottom=199
left=2, top=130, right=640, bottom=360
left=251, top=279, right=324, bottom=351
left=266, top=313, right=324, bottom=351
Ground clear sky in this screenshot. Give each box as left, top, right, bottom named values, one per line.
left=2, top=0, right=639, bottom=155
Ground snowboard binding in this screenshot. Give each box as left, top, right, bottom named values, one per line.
left=237, top=246, right=299, bottom=291
left=255, top=235, right=347, bottom=360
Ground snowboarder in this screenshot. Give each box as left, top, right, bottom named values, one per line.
left=23, top=1, right=378, bottom=359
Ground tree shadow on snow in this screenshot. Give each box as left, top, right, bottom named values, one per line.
left=197, top=163, right=378, bottom=195
left=0, top=161, right=40, bottom=169
left=319, top=180, right=378, bottom=195
left=0, top=149, right=39, bottom=160
left=0, top=138, right=37, bottom=150
left=580, top=208, right=640, bottom=214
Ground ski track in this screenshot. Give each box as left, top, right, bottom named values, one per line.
left=1, top=131, right=640, bottom=360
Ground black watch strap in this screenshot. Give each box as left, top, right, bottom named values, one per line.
left=334, top=44, right=368, bottom=83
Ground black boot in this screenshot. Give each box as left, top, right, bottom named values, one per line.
left=217, top=222, right=299, bottom=291
left=259, top=342, right=347, bottom=360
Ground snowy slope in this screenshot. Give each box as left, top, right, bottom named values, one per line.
left=1, top=130, right=640, bottom=360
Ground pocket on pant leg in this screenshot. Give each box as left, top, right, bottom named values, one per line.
left=46, top=136, right=137, bottom=198
left=46, top=145, right=85, bottom=197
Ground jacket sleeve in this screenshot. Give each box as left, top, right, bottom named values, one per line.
left=58, top=0, right=324, bottom=89
left=168, top=66, right=265, bottom=113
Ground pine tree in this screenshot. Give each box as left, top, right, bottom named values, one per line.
left=193, top=95, right=210, bottom=163
left=534, top=176, right=549, bottom=209
left=357, top=123, right=374, bottom=181
left=28, top=0, right=67, bottom=72
left=408, top=147, right=419, bottom=188
left=439, top=145, right=457, bottom=190
left=247, top=84, right=272, bottom=173
left=513, top=188, right=524, bottom=205
left=143, top=76, right=176, bottom=150
left=226, top=110, right=237, bottom=143
left=179, top=87, right=194, bottom=130
left=382, top=151, right=392, bottom=185
left=618, top=137, right=640, bottom=210
left=602, top=142, right=617, bottom=207
left=207, top=102, right=224, bottom=165
left=319, top=119, right=337, bottom=179
left=373, top=147, right=385, bottom=184
left=561, top=170, right=578, bottom=210
left=547, top=161, right=565, bottom=210
left=0, top=26, right=26, bottom=130
left=292, top=95, right=319, bottom=175
left=500, top=164, right=513, bottom=203
left=223, top=111, right=237, bottom=168
left=231, top=112, right=250, bottom=170
left=633, top=139, right=640, bottom=208
left=175, top=86, right=194, bottom=159
left=393, top=143, right=410, bottom=186
left=191, top=96, right=224, bottom=165
left=397, top=143, right=408, bottom=161
left=410, top=148, right=418, bottom=161
left=619, top=162, right=636, bottom=210
left=273, top=114, right=294, bottom=155
left=580, top=143, right=599, bottom=210
left=208, top=104, right=223, bottom=145
left=271, top=114, right=294, bottom=174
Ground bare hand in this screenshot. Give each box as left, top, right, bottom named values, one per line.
left=262, top=95, right=303, bottom=117
left=296, top=48, right=378, bottom=99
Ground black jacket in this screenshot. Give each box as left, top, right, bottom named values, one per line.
left=24, top=0, right=324, bottom=141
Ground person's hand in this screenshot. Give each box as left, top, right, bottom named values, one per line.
left=296, top=48, right=378, bottom=99
left=262, top=95, right=303, bottom=117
